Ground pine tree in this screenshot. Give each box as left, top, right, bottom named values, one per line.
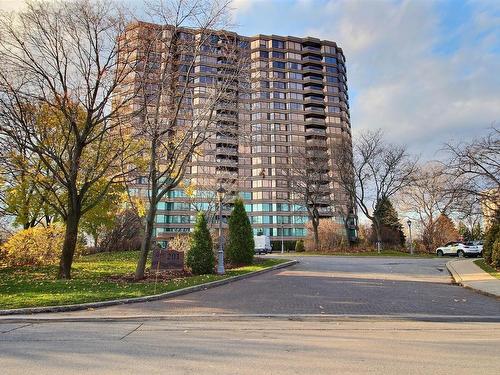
left=186, top=213, right=215, bottom=275
left=458, top=222, right=472, bottom=242
left=483, top=211, right=500, bottom=266
left=471, top=223, right=483, bottom=240
left=371, top=197, right=405, bottom=247
left=295, top=239, right=305, bottom=252
left=226, top=198, right=254, bottom=265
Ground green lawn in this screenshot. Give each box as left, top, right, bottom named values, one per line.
left=474, top=259, right=500, bottom=280
left=277, top=250, right=435, bottom=258
left=0, top=251, right=286, bottom=310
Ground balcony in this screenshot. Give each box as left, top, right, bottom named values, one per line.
left=305, top=106, right=325, bottom=115
left=216, top=147, right=238, bottom=156
left=215, top=134, right=238, bottom=144
left=302, top=65, right=323, bottom=72
left=217, top=113, right=238, bottom=122
left=304, top=96, right=325, bottom=105
left=306, top=139, right=328, bottom=148
left=216, top=157, right=238, bottom=166
left=302, top=54, right=322, bottom=63
left=302, top=45, right=321, bottom=53
left=305, top=127, right=327, bottom=137
left=305, top=117, right=326, bottom=126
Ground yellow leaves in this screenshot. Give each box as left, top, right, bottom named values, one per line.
left=127, top=196, right=146, bottom=217
left=0, top=224, right=83, bottom=268
left=180, top=181, right=196, bottom=198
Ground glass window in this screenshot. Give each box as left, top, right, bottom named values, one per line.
left=288, top=102, right=303, bottom=110
left=289, top=82, right=303, bottom=90
left=239, top=40, right=250, bottom=49
left=272, top=81, right=286, bottom=89
left=288, top=72, right=302, bottom=80
left=272, top=102, right=286, bottom=110
left=272, top=61, right=286, bottom=69
left=272, top=39, right=284, bottom=49
left=325, top=66, right=338, bottom=73
left=325, top=56, right=337, bottom=64
left=287, top=52, right=301, bottom=60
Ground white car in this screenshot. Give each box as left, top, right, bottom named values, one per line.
left=435, top=242, right=482, bottom=258
left=464, top=241, right=483, bottom=255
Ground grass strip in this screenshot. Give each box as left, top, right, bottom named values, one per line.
left=0, top=251, right=286, bottom=310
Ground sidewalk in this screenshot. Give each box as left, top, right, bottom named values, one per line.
left=447, top=259, right=500, bottom=298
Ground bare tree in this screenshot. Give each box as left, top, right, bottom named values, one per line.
left=444, top=126, right=500, bottom=221
left=0, top=0, right=138, bottom=278
left=128, top=0, right=249, bottom=279
left=336, top=130, right=418, bottom=252
left=286, top=147, right=332, bottom=251
left=400, top=162, right=464, bottom=251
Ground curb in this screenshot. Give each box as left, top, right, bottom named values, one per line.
left=446, top=260, right=500, bottom=299
left=0, top=259, right=298, bottom=316
left=446, top=260, right=462, bottom=285
left=2, top=313, right=500, bottom=324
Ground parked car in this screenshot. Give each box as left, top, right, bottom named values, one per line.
left=464, top=240, right=483, bottom=256
left=435, top=241, right=482, bottom=257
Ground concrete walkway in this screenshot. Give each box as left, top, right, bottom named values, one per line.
left=447, top=259, right=500, bottom=298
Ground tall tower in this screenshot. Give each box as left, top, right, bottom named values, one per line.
left=119, top=23, right=353, bottom=246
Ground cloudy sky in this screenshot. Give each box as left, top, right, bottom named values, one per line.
left=2, top=0, right=499, bottom=159
left=231, top=0, right=500, bottom=159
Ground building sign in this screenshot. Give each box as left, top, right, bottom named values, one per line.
left=151, top=248, right=184, bottom=270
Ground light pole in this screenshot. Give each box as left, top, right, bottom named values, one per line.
left=281, top=222, right=284, bottom=254
left=217, top=184, right=226, bottom=275
left=407, top=219, right=413, bottom=255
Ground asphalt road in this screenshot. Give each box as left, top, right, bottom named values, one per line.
left=1, top=256, right=500, bottom=374
left=1, top=319, right=500, bottom=374
left=31, top=255, right=500, bottom=319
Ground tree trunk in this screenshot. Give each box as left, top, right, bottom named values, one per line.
left=135, top=202, right=157, bottom=280
left=93, top=233, right=99, bottom=248
left=312, top=219, right=320, bottom=251
left=58, top=209, right=81, bottom=279
left=374, top=219, right=383, bottom=253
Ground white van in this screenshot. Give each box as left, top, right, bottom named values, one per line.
left=254, top=235, right=272, bottom=254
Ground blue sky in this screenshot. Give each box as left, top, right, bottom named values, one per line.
left=1, top=0, right=499, bottom=159
left=230, top=0, right=500, bottom=158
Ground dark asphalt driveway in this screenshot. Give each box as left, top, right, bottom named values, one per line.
left=50, top=256, right=500, bottom=319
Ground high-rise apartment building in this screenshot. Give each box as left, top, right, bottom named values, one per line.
left=119, top=22, right=356, bottom=246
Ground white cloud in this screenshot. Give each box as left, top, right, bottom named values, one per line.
left=0, top=0, right=27, bottom=11
left=304, top=0, right=500, bottom=158
left=231, top=0, right=500, bottom=157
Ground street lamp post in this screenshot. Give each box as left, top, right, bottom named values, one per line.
left=281, top=222, right=284, bottom=254
left=407, top=219, right=413, bottom=255
left=217, top=184, right=226, bottom=275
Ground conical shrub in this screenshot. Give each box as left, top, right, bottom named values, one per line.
left=186, top=213, right=215, bottom=275
left=226, top=198, right=254, bottom=265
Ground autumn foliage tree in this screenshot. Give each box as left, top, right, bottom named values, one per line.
left=428, top=214, right=459, bottom=249
left=0, top=1, right=138, bottom=278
